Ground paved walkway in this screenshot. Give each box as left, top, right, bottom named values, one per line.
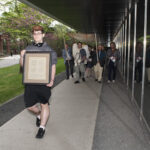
left=0, top=55, right=20, bottom=68
left=0, top=74, right=149, bottom=150
left=92, top=74, right=150, bottom=150
left=0, top=78, right=101, bottom=150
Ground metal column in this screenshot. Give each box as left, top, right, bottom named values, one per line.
left=131, top=2, right=137, bottom=101
left=140, top=0, right=148, bottom=117
left=95, top=33, right=98, bottom=62
left=124, top=19, right=127, bottom=81
left=122, top=23, right=124, bottom=75
left=127, top=3, right=131, bottom=87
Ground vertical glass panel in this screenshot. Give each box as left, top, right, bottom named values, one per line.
left=143, top=0, right=150, bottom=127
left=125, top=19, right=128, bottom=81
left=134, top=0, right=144, bottom=107
left=129, top=9, right=134, bottom=90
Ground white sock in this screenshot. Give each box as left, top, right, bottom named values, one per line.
left=40, top=125, right=45, bottom=130
left=37, top=115, right=40, bottom=119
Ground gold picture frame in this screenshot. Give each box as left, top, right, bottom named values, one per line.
left=23, top=51, right=51, bottom=84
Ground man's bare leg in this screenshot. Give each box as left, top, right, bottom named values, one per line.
left=35, top=103, right=49, bottom=138
left=40, top=103, right=50, bottom=127
left=27, top=105, right=41, bottom=115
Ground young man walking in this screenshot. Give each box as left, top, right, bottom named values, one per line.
left=73, top=42, right=86, bottom=83
left=20, top=25, right=57, bottom=139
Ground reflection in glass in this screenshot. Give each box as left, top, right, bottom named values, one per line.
left=133, top=0, right=144, bottom=108
left=143, top=0, right=150, bottom=127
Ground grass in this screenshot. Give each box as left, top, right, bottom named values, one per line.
left=0, top=57, right=65, bottom=104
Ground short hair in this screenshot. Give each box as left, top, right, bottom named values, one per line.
left=98, top=44, right=104, bottom=47
left=32, top=25, right=44, bottom=33
left=110, top=42, right=116, bottom=47
left=77, top=41, right=82, bottom=45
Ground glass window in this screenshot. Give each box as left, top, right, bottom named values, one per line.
left=143, top=0, right=150, bottom=127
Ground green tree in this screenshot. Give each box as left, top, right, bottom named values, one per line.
left=0, top=0, right=75, bottom=55
left=0, top=0, right=53, bottom=51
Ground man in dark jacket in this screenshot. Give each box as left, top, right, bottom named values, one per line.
left=62, top=43, right=74, bottom=79
left=107, top=42, right=120, bottom=83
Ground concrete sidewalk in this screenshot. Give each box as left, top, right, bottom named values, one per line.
left=92, top=75, right=150, bottom=150
left=1, top=72, right=149, bottom=150
left=0, top=78, right=101, bottom=150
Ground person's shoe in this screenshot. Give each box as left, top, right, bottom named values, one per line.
left=36, top=128, right=45, bottom=139
left=112, top=80, right=115, bottom=83
left=82, top=78, right=85, bottom=82
left=66, top=77, right=69, bottom=80
left=98, top=80, right=101, bottom=83
left=36, top=117, right=40, bottom=127
left=95, top=79, right=98, bottom=81
left=72, top=75, right=74, bottom=78
left=74, top=81, right=80, bottom=84
left=107, top=80, right=111, bottom=83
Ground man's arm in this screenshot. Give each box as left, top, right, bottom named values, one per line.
left=20, top=50, right=26, bottom=67
left=81, top=49, right=87, bottom=61
left=46, top=64, right=56, bottom=87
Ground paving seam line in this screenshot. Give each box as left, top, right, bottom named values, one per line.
left=90, top=82, right=103, bottom=150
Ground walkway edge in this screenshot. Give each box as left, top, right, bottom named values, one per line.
left=90, top=82, right=103, bottom=150
left=0, top=72, right=65, bottom=126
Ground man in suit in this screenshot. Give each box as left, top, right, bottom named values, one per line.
left=94, top=44, right=106, bottom=83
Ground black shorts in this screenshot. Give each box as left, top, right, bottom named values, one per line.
left=24, top=85, right=51, bottom=108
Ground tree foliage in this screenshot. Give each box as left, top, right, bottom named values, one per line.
left=0, top=0, right=75, bottom=55
left=0, top=0, right=53, bottom=42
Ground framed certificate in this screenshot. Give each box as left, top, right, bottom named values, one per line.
left=23, top=51, right=51, bottom=84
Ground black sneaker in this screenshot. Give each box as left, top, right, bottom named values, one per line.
left=95, top=79, right=98, bottom=81
left=36, top=117, right=40, bottom=127
left=36, top=128, right=45, bottom=139
left=98, top=81, right=101, bottom=83
left=82, top=78, right=85, bottom=82
left=74, top=80, right=80, bottom=84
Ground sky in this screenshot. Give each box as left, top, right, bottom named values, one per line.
left=0, top=0, right=10, bottom=15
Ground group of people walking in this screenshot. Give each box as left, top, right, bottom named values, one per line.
left=20, top=25, right=121, bottom=139
left=62, top=41, right=120, bottom=83
left=20, top=24, right=150, bottom=140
